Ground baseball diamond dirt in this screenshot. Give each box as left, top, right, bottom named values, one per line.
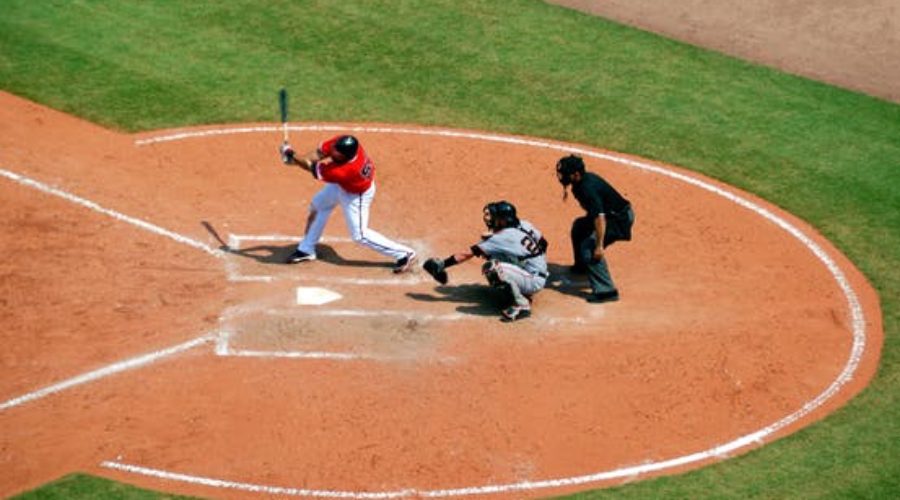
left=0, top=1, right=894, bottom=497
left=0, top=92, right=883, bottom=498
left=547, top=0, right=900, bottom=103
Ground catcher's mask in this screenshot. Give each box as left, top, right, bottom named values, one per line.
left=333, top=135, right=359, bottom=160
left=483, top=201, right=519, bottom=231
left=556, top=154, right=585, bottom=186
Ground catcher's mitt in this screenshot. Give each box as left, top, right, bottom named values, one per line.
left=423, top=257, right=449, bottom=285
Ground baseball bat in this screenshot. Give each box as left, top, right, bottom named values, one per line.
left=201, top=220, right=229, bottom=250
left=278, top=88, right=289, bottom=144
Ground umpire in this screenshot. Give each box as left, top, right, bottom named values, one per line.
left=556, top=154, right=634, bottom=303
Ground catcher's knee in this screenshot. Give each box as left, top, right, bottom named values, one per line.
left=482, top=260, right=504, bottom=287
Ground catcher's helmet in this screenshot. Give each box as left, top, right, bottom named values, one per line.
left=483, top=201, right=519, bottom=231
left=556, top=154, right=585, bottom=186
left=333, top=135, right=359, bottom=159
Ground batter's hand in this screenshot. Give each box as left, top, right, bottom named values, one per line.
left=280, top=143, right=295, bottom=164
left=423, top=258, right=449, bottom=285
left=592, top=246, right=605, bottom=262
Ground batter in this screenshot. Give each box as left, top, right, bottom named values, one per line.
left=280, top=135, right=416, bottom=273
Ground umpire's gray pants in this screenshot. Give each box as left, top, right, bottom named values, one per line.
left=574, top=206, right=635, bottom=295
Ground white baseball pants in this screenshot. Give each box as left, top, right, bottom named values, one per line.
left=297, top=182, right=413, bottom=260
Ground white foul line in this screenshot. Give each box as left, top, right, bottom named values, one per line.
left=0, top=169, right=223, bottom=411
left=102, top=124, right=871, bottom=497
left=0, top=335, right=214, bottom=412
left=0, top=168, right=223, bottom=258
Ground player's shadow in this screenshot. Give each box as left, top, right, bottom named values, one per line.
left=218, top=243, right=293, bottom=264
left=315, top=245, right=395, bottom=269
left=222, top=243, right=392, bottom=269
left=406, top=283, right=509, bottom=317
left=543, top=262, right=593, bottom=300
left=199, top=221, right=391, bottom=269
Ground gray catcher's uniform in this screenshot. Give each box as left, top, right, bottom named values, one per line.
left=473, top=220, right=548, bottom=308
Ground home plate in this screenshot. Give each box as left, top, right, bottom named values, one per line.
left=295, top=287, right=343, bottom=305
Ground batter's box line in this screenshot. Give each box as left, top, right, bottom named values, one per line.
left=224, top=233, right=426, bottom=285
left=263, top=307, right=590, bottom=326
left=213, top=330, right=457, bottom=364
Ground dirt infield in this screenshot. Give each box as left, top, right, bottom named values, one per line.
left=0, top=92, right=883, bottom=498
left=548, top=0, right=900, bottom=103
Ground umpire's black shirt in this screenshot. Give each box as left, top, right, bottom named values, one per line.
left=572, top=172, right=630, bottom=218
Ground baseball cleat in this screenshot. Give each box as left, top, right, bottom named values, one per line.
left=392, top=252, right=417, bottom=273
left=586, top=290, right=620, bottom=303
left=500, top=305, right=531, bottom=322
left=285, top=249, right=316, bottom=264
left=569, top=263, right=588, bottom=275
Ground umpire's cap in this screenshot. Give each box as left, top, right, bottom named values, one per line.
left=556, top=154, right=585, bottom=186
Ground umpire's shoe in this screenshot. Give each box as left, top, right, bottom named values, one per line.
left=286, top=249, right=316, bottom=264
left=587, top=290, right=619, bottom=303
left=501, top=305, right=531, bottom=322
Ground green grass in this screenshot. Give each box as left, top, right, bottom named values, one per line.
left=2, top=0, right=899, bottom=498
left=11, top=473, right=194, bottom=499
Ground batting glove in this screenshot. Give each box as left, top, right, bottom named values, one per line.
left=280, top=143, right=295, bottom=164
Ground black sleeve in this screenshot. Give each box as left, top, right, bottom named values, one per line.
left=573, top=175, right=607, bottom=218
left=583, top=189, right=606, bottom=218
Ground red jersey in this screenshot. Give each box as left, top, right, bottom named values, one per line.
left=314, top=136, right=375, bottom=194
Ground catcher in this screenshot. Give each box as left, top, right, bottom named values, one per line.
left=423, top=201, right=549, bottom=322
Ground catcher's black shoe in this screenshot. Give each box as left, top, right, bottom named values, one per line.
left=500, top=305, right=531, bottom=322
left=393, top=252, right=417, bottom=273
left=587, top=290, right=619, bottom=303
left=286, top=249, right=315, bottom=264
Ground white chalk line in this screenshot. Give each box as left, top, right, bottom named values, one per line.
left=216, top=306, right=581, bottom=363
left=213, top=330, right=456, bottom=364
left=103, top=124, right=871, bottom=497
left=264, top=307, right=588, bottom=325
left=222, top=349, right=369, bottom=361
left=100, top=461, right=416, bottom=499
left=231, top=275, right=423, bottom=286
left=214, top=305, right=583, bottom=364
left=0, top=169, right=223, bottom=258
left=213, top=328, right=363, bottom=361
left=0, top=335, right=214, bottom=412
left=281, top=308, right=466, bottom=321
